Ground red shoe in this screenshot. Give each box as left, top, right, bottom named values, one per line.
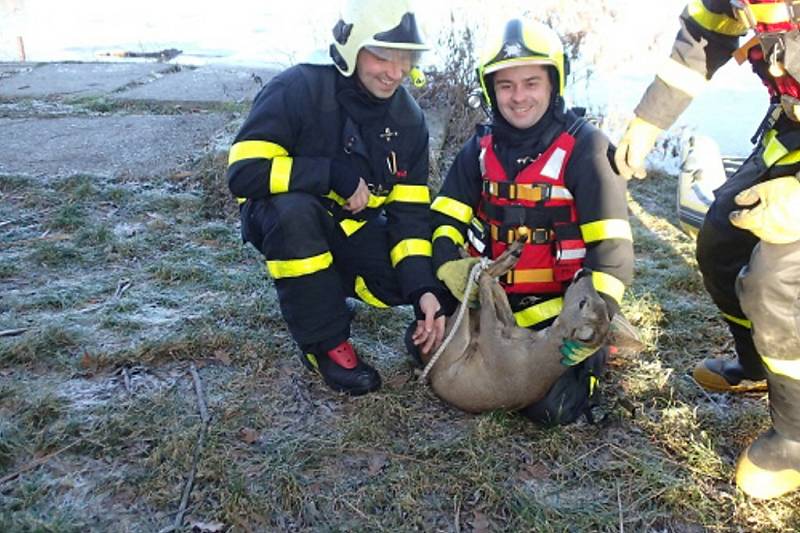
left=299, top=340, right=381, bottom=396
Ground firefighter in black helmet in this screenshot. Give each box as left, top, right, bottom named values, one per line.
left=227, top=0, right=446, bottom=396
left=615, top=0, right=800, bottom=499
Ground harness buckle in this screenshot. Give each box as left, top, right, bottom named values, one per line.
left=515, top=226, right=551, bottom=244
left=731, top=0, right=757, bottom=29
left=531, top=228, right=551, bottom=244
left=787, top=1, right=800, bottom=24
left=535, top=183, right=552, bottom=202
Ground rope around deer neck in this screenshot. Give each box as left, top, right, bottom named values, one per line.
left=419, top=257, right=491, bottom=383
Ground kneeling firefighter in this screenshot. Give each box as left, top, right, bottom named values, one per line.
left=429, top=18, right=634, bottom=425
left=227, top=0, right=447, bottom=397
left=615, top=0, right=800, bottom=498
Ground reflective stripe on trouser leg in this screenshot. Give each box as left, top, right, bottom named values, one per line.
left=251, top=193, right=351, bottom=346
left=331, top=215, right=408, bottom=308
left=738, top=241, right=800, bottom=440
left=697, top=158, right=765, bottom=377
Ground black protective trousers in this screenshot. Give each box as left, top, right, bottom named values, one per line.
left=696, top=151, right=765, bottom=379
left=240, top=192, right=408, bottom=351
left=697, top=151, right=800, bottom=441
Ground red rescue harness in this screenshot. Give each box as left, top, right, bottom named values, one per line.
left=472, top=120, right=586, bottom=295
left=735, top=0, right=800, bottom=98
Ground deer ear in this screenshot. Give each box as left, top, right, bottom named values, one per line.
left=608, top=313, right=645, bottom=356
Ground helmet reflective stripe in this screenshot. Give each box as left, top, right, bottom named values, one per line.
left=477, top=19, right=568, bottom=107
left=330, top=0, right=428, bottom=77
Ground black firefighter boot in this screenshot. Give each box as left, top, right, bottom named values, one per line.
left=693, top=326, right=767, bottom=393
left=299, top=339, right=381, bottom=396
left=693, top=358, right=768, bottom=393
left=735, top=367, right=800, bottom=499
left=404, top=321, right=424, bottom=368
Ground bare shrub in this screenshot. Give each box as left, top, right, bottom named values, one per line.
left=412, top=15, right=483, bottom=189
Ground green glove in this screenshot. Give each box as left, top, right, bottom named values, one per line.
left=436, top=257, right=481, bottom=307
left=729, top=176, right=800, bottom=244
left=560, top=339, right=598, bottom=367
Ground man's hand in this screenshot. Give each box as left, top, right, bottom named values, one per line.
left=560, top=339, right=598, bottom=367
left=614, top=116, right=663, bottom=180
left=344, top=178, right=370, bottom=214
left=412, top=292, right=445, bottom=356
left=436, top=257, right=480, bottom=306
left=729, top=176, right=800, bottom=244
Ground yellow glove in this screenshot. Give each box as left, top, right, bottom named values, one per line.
left=729, top=176, right=800, bottom=244
left=436, top=257, right=480, bottom=307
left=614, top=116, right=663, bottom=180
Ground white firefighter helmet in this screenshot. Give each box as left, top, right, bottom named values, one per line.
left=677, top=135, right=728, bottom=238
left=329, top=0, right=428, bottom=79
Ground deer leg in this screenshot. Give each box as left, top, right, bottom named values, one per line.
left=478, top=271, right=500, bottom=330
left=491, top=278, right=518, bottom=328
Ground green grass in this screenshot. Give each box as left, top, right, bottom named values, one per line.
left=3, top=122, right=800, bottom=531
left=0, top=326, right=82, bottom=368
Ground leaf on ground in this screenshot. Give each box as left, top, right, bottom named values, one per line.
left=79, top=351, right=98, bottom=372
left=171, top=170, right=194, bottom=180
left=213, top=350, right=232, bottom=366
left=367, top=452, right=388, bottom=476
left=471, top=512, right=491, bottom=533
left=186, top=518, right=226, bottom=532
left=520, top=461, right=551, bottom=481
left=384, top=372, right=411, bottom=389
left=238, top=426, right=259, bottom=444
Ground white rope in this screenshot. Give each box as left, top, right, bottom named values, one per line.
left=419, top=257, right=491, bottom=383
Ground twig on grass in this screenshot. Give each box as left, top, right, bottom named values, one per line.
left=454, top=495, right=462, bottom=533
left=0, top=328, right=27, bottom=337
left=0, top=440, right=79, bottom=486
left=122, top=366, right=132, bottom=394
left=114, top=278, right=132, bottom=299
left=159, top=363, right=211, bottom=533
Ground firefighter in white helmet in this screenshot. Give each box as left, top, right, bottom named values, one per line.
left=227, top=0, right=447, bottom=396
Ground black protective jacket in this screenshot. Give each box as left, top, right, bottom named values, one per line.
left=432, top=105, right=633, bottom=315
left=228, top=64, right=439, bottom=301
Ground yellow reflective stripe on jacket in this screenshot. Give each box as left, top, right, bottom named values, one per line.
left=431, top=196, right=474, bottom=224
left=514, top=297, right=564, bottom=328
left=687, top=0, right=747, bottom=35
left=339, top=218, right=368, bottom=237
left=266, top=251, right=333, bottom=279
left=355, top=276, right=389, bottom=308
left=749, top=2, right=791, bottom=24
left=228, top=140, right=289, bottom=165
left=325, top=191, right=388, bottom=209
left=269, top=156, right=293, bottom=194
left=722, top=312, right=752, bottom=329
left=387, top=184, right=430, bottom=204
left=761, top=355, right=800, bottom=380
left=761, top=132, right=800, bottom=167
left=656, top=57, right=708, bottom=97
left=390, top=238, right=432, bottom=267
left=592, top=271, right=625, bottom=305
left=763, top=130, right=789, bottom=167
left=433, top=225, right=465, bottom=246
left=777, top=150, right=800, bottom=166
left=580, top=219, right=633, bottom=244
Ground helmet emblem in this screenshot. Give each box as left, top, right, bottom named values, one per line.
left=502, top=42, right=523, bottom=59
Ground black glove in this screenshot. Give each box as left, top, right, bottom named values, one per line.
left=330, top=158, right=369, bottom=200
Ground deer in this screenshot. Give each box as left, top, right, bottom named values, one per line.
left=420, top=241, right=642, bottom=414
